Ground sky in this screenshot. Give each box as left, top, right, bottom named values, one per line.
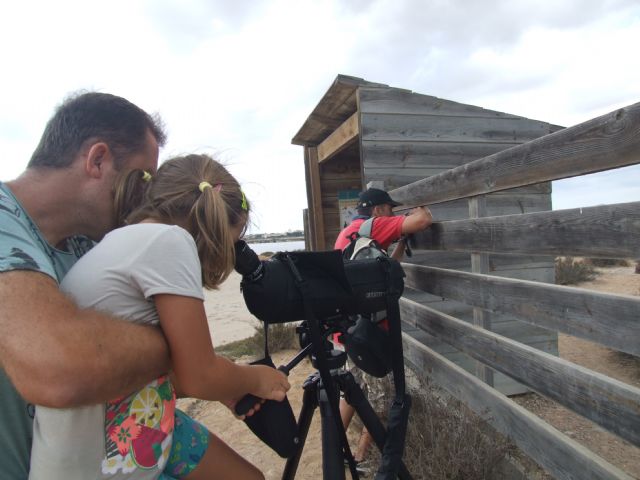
left=1, top=0, right=639, bottom=234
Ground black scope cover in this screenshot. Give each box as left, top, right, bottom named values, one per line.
left=239, top=250, right=404, bottom=324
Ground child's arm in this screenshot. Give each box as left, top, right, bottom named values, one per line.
left=154, top=293, right=290, bottom=402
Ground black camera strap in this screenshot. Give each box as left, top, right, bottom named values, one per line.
left=374, top=257, right=411, bottom=480
left=281, top=254, right=360, bottom=479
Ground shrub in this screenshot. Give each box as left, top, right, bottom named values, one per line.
left=216, top=323, right=299, bottom=360
left=247, top=322, right=300, bottom=354
left=366, top=380, right=513, bottom=480
left=555, top=257, right=598, bottom=285
left=584, top=258, right=630, bottom=268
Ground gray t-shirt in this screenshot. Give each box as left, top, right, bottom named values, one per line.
left=0, top=182, right=93, bottom=480
left=29, top=223, right=204, bottom=480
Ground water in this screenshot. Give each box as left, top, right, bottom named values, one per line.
left=248, top=240, right=306, bottom=255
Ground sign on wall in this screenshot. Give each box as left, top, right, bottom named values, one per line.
left=338, top=190, right=360, bottom=228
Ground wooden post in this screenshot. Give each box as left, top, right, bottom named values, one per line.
left=306, top=147, right=325, bottom=250
left=469, top=195, right=494, bottom=386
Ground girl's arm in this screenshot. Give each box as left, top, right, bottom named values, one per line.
left=154, top=293, right=290, bottom=402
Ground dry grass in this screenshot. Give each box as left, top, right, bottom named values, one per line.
left=555, top=257, right=598, bottom=285
left=363, top=379, right=513, bottom=480
left=216, top=322, right=299, bottom=359
left=584, top=258, right=630, bottom=268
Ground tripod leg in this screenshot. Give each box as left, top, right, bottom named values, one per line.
left=341, top=373, right=413, bottom=480
left=282, top=378, right=318, bottom=480
left=317, top=382, right=347, bottom=480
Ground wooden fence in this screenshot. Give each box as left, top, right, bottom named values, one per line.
left=388, top=102, right=640, bottom=479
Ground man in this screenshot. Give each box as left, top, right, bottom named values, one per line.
left=334, top=187, right=432, bottom=470
left=335, top=187, right=432, bottom=259
left=0, top=92, right=171, bottom=479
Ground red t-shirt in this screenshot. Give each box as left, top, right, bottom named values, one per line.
left=334, top=216, right=404, bottom=252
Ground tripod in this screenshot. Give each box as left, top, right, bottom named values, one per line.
left=278, top=323, right=412, bottom=480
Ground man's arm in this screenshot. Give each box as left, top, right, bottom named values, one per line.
left=400, top=206, right=433, bottom=235
left=0, top=270, right=170, bottom=408
left=389, top=207, right=433, bottom=260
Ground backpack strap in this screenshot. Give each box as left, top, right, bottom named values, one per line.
left=358, top=217, right=375, bottom=238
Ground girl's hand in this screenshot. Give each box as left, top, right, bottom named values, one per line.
left=252, top=365, right=291, bottom=401
left=222, top=397, right=263, bottom=419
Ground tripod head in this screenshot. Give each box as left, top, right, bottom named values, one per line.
left=296, top=320, right=348, bottom=371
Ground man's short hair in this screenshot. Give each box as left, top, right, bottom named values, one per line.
left=28, top=91, right=167, bottom=169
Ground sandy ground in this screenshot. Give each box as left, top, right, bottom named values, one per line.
left=181, top=267, right=640, bottom=479
left=202, top=271, right=262, bottom=347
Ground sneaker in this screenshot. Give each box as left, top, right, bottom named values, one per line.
left=344, top=458, right=371, bottom=475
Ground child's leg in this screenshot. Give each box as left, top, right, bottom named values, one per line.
left=165, top=409, right=263, bottom=480
left=184, top=432, right=264, bottom=480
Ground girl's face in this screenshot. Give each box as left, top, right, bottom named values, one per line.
left=231, top=212, right=248, bottom=242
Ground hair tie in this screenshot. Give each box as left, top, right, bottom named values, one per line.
left=142, top=171, right=152, bottom=182
left=241, top=190, right=248, bottom=211
left=199, top=181, right=212, bottom=192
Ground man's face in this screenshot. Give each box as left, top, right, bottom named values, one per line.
left=373, top=203, right=394, bottom=217
left=93, top=130, right=160, bottom=239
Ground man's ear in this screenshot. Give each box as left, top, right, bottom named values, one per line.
left=372, top=205, right=384, bottom=217
left=84, top=142, right=113, bottom=179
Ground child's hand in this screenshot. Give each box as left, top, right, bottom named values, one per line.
left=252, top=365, right=291, bottom=401
left=222, top=397, right=263, bottom=420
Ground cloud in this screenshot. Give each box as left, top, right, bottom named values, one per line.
left=1, top=0, right=639, bottom=232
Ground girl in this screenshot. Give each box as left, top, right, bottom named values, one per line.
left=29, top=154, right=290, bottom=480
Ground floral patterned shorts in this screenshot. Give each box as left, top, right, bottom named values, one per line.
left=159, top=409, right=211, bottom=479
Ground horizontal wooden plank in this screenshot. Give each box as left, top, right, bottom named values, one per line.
left=403, top=264, right=640, bottom=356
left=361, top=113, right=551, bottom=143
left=390, top=101, right=640, bottom=206
left=400, top=298, right=640, bottom=447
left=317, top=112, right=360, bottom=164
left=358, top=88, right=561, bottom=129
left=412, top=201, right=640, bottom=258
left=402, top=332, right=633, bottom=480
left=361, top=139, right=519, bottom=166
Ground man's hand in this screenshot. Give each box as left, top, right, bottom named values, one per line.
left=401, top=206, right=433, bottom=235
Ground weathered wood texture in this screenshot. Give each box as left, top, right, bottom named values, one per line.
left=402, top=332, right=634, bottom=480
left=302, top=209, right=310, bottom=251
left=306, top=147, right=325, bottom=250
left=319, top=153, right=361, bottom=247
left=317, top=112, right=359, bottom=163
left=412, top=201, right=640, bottom=258
left=390, top=101, right=640, bottom=206
left=402, top=263, right=640, bottom=356
left=400, top=298, right=640, bottom=448
left=469, top=195, right=495, bottom=386
left=357, top=83, right=557, bottom=397
left=292, top=76, right=388, bottom=146
left=358, top=88, right=560, bottom=127
left=361, top=113, right=553, bottom=144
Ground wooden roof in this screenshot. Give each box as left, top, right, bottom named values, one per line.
left=291, top=75, right=389, bottom=146
left=292, top=75, right=564, bottom=148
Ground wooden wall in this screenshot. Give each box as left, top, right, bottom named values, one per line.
left=357, top=86, right=560, bottom=394
left=391, top=100, right=640, bottom=479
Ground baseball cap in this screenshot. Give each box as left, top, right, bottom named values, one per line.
left=357, top=188, right=402, bottom=209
